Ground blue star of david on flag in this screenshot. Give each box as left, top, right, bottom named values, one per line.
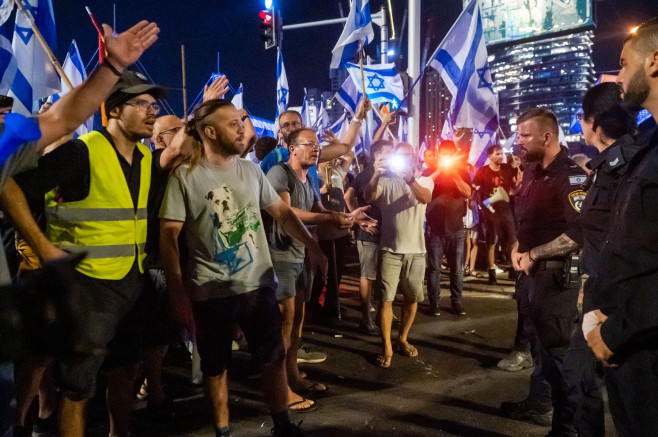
left=367, top=73, right=385, bottom=91
left=476, top=66, right=493, bottom=93
left=275, top=48, right=289, bottom=119
left=277, top=87, right=288, bottom=105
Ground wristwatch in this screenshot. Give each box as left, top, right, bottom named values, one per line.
left=353, top=116, right=363, bottom=124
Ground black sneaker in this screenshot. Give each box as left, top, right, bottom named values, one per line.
left=271, top=421, right=305, bottom=437
left=32, top=413, right=57, bottom=437
left=501, top=398, right=552, bottom=427
left=488, top=268, right=498, bottom=285
left=452, top=302, right=466, bottom=315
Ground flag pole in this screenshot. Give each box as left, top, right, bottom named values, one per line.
left=181, top=44, right=188, bottom=119
left=13, top=0, right=73, bottom=90
left=358, top=47, right=368, bottom=123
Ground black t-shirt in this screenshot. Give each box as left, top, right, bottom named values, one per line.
left=424, top=167, right=471, bottom=234
left=514, top=148, right=586, bottom=253
left=144, top=148, right=168, bottom=268
left=350, top=165, right=381, bottom=243
left=473, top=163, right=516, bottom=215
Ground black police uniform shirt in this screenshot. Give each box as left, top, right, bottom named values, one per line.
left=580, top=134, right=640, bottom=277
left=589, top=126, right=658, bottom=356
left=473, top=163, right=517, bottom=215
left=514, top=148, right=586, bottom=254
left=423, top=167, right=471, bottom=235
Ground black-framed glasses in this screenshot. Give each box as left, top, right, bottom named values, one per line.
left=281, top=121, right=304, bottom=130
left=125, top=99, right=161, bottom=114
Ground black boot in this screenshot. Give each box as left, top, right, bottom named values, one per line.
left=488, top=268, right=498, bottom=285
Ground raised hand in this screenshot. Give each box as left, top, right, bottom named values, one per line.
left=203, top=75, right=230, bottom=102
left=103, top=20, right=160, bottom=69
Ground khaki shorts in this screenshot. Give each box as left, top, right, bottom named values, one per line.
left=377, top=251, right=426, bottom=302
left=357, top=240, right=379, bottom=281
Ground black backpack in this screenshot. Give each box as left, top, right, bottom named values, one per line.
left=263, top=163, right=314, bottom=251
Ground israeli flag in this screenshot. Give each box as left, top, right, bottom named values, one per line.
left=0, top=7, right=16, bottom=95
left=330, top=112, right=349, bottom=138
left=346, top=62, right=404, bottom=107
left=275, top=48, right=288, bottom=119
left=355, top=106, right=378, bottom=156
left=300, top=89, right=312, bottom=127
left=231, top=83, right=243, bottom=110
left=397, top=114, right=408, bottom=142
left=51, top=40, right=92, bottom=136
left=335, top=76, right=361, bottom=116
left=9, top=0, right=59, bottom=115
left=428, top=0, right=498, bottom=167
left=317, top=100, right=330, bottom=132
left=330, top=0, right=373, bottom=69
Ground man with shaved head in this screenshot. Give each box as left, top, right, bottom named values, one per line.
left=152, top=115, right=183, bottom=150
left=584, top=18, right=658, bottom=436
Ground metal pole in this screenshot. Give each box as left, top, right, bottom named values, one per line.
left=181, top=44, right=188, bottom=119
left=408, top=0, right=421, bottom=149
left=282, top=17, right=348, bottom=31
left=380, top=7, right=389, bottom=64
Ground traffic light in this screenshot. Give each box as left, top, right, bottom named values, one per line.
left=260, top=9, right=275, bottom=49
left=260, top=9, right=281, bottom=49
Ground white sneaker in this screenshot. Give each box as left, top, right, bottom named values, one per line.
left=497, top=351, right=533, bottom=372
left=297, top=345, right=327, bottom=363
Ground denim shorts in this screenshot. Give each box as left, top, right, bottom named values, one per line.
left=377, top=251, right=426, bottom=302
left=272, top=261, right=305, bottom=301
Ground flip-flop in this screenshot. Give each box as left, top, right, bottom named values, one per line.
left=296, top=381, right=327, bottom=395
left=376, top=354, right=392, bottom=368
left=288, top=398, right=317, bottom=413
left=396, top=343, right=418, bottom=357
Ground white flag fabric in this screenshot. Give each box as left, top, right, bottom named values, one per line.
left=231, top=83, right=243, bottom=110
left=346, top=62, right=403, bottom=107
left=0, top=9, right=15, bottom=95
left=428, top=0, right=498, bottom=167
left=51, top=40, right=91, bottom=136
left=330, top=0, right=373, bottom=69
left=330, top=112, right=349, bottom=140
left=275, top=48, right=288, bottom=119
left=9, top=0, right=59, bottom=114
left=335, top=76, right=361, bottom=116
left=0, top=0, right=13, bottom=28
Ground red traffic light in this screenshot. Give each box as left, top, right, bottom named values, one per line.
left=259, top=10, right=273, bottom=24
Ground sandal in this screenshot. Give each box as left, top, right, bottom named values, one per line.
left=396, top=343, right=418, bottom=357
left=288, top=398, right=317, bottom=413
left=375, top=354, right=392, bottom=368
left=296, top=381, right=327, bottom=395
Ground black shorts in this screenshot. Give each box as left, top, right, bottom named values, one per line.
left=483, top=211, right=516, bottom=247
left=141, top=268, right=179, bottom=347
left=192, top=287, right=284, bottom=376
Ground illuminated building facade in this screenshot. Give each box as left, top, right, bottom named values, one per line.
left=422, top=69, right=452, bottom=150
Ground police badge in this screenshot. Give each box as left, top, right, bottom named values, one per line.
left=568, top=190, right=587, bottom=213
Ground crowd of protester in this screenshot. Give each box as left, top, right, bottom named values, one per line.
left=0, top=15, right=657, bottom=437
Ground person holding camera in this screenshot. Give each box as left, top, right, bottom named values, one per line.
left=364, top=142, right=433, bottom=368
left=423, top=140, right=472, bottom=316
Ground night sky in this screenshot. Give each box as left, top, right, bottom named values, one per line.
left=54, top=1, right=658, bottom=121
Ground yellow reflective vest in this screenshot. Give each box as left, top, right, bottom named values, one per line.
left=45, top=131, right=151, bottom=280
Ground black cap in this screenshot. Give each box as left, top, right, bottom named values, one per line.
left=104, top=70, right=166, bottom=114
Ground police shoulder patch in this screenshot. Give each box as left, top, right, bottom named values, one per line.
left=568, top=190, right=587, bottom=213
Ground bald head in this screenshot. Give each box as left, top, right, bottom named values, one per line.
left=152, top=115, right=183, bottom=149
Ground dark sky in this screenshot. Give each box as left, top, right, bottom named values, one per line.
left=54, top=1, right=658, bottom=120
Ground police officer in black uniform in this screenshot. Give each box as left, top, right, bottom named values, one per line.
left=584, top=19, right=658, bottom=437
left=565, top=82, right=641, bottom=437
left=501, top=108, right=586, bottom=437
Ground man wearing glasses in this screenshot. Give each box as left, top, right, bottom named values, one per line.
left=14, top=70, right=166, bottom=437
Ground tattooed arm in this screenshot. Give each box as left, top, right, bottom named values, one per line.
left=516, top=233, right=579, bottom=274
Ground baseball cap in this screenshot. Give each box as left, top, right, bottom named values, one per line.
left=105, top=70, right=166, bottom=113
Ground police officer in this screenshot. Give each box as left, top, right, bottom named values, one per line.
left=567, top=82, right=641, bottom=436
left=501, top=108, right=586, bottom=437
left=584, top=18, right=658, bottom=436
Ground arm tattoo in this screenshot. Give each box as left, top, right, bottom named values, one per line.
left=531, top=233, right=579, bottom=260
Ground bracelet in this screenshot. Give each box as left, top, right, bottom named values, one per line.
left=102, top=59, right=122, bottom=77
left=241, top=114, right=250, bottom=122
left=352, top=117, right=363, bottom=124
left=528, top=250, right=537, bottom=262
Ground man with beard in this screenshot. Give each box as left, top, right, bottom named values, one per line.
left=584, top=18, right=658, bottom=436
left=160, top=99, right=327, bottom=436
left=11, top=66, right=165, bottom=437
left=500, top=108, right=587, bottom=436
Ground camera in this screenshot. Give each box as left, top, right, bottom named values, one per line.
left=387, top=153, right=408, bottom=173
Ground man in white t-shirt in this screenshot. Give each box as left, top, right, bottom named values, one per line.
left=160, top=99, right=326, bottom=437
left=364, top=142, right=434, bottom=368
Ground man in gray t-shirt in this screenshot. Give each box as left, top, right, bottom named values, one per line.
left=160, top=100, right=326, bottom=435
left=264, top=128, right=369, bottom=409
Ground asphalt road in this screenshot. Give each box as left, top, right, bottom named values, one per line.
left=81, top=269, right=616, bottom=437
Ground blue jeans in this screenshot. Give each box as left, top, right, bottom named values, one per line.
left=425, top=226, right=466, bottom=308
